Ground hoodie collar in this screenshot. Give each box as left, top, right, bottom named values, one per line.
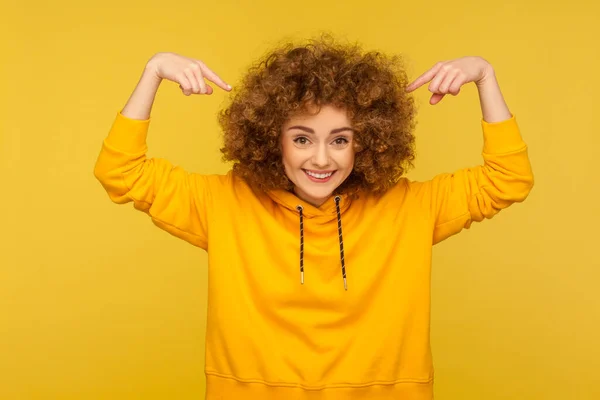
left=266, top=189, right=351, bottom=219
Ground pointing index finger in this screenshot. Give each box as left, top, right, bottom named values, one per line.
left=196, top=60, right=232, bottom=91
left=406, top=62, right=444, bottom=93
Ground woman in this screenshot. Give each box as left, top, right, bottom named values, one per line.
left=94, top=37, right=533, bottom=399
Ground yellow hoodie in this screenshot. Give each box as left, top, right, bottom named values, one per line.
left=94, top=112, right=533, bottom=400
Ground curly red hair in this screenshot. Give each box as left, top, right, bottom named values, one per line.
left=218, top=35, right=417, bottom=196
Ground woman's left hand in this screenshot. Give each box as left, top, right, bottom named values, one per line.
left=406, top=56, right=494, bottom=105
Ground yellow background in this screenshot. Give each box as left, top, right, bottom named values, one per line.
left=1, top=0, right=599, bottom=399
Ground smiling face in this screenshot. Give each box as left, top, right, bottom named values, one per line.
left=281, top=104, right=356, bottom=207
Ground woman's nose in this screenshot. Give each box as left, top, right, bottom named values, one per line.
left=311, top=145, right=331, bottom=168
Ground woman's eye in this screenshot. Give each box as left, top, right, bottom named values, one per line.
left=293, top=137, right=310, bottom=146
left=333, top=137, right=349, bottom=146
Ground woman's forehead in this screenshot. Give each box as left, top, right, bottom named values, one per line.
left=285, top=104, right=350, bottom=125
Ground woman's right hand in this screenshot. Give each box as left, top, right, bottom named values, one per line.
left=146, top=52, right=232, bottom=96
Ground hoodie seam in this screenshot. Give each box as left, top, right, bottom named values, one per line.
left=205, top=371, right=433, bottom=390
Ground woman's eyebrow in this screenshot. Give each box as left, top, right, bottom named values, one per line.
left=330, top=127, right=353, bottom=134
left=287, top=126, right=315, bottom=133
left=287, top=126, right=353, bottom=134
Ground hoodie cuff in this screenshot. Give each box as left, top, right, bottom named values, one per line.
left=105, top=112, right=150, bottom=154
left=481, top=114, right=527, bottom=155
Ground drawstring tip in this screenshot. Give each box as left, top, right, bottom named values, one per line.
left=301, top=271, right=304, bottom=285
left=343, top=277, right=347, bottom=291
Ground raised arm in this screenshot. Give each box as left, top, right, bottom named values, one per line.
left=406, top=57, right=534, bottom=243
left=93, top=53, right=232, bottom=249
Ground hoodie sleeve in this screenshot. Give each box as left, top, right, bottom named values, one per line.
left=93, top=112, right=214, bottom=249
left=416, top=115, right=534, bottom=244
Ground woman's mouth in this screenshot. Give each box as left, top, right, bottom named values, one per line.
left=303, top=169, right=336, bottom=183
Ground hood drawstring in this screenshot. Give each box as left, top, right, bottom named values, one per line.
left=296, top=196, right=348, bottom=291
left=296, top=205, right=305, bottom=285
left=334, top=196, right=348, bottom=291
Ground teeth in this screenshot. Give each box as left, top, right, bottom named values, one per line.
left=306, top=170, right=333, bottom=179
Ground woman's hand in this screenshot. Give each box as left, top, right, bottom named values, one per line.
left=145, top=52, right=232, bottom=96
left=121, top=53, right=232, bottom=120
left=406, top=56, right=494, bottom=105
